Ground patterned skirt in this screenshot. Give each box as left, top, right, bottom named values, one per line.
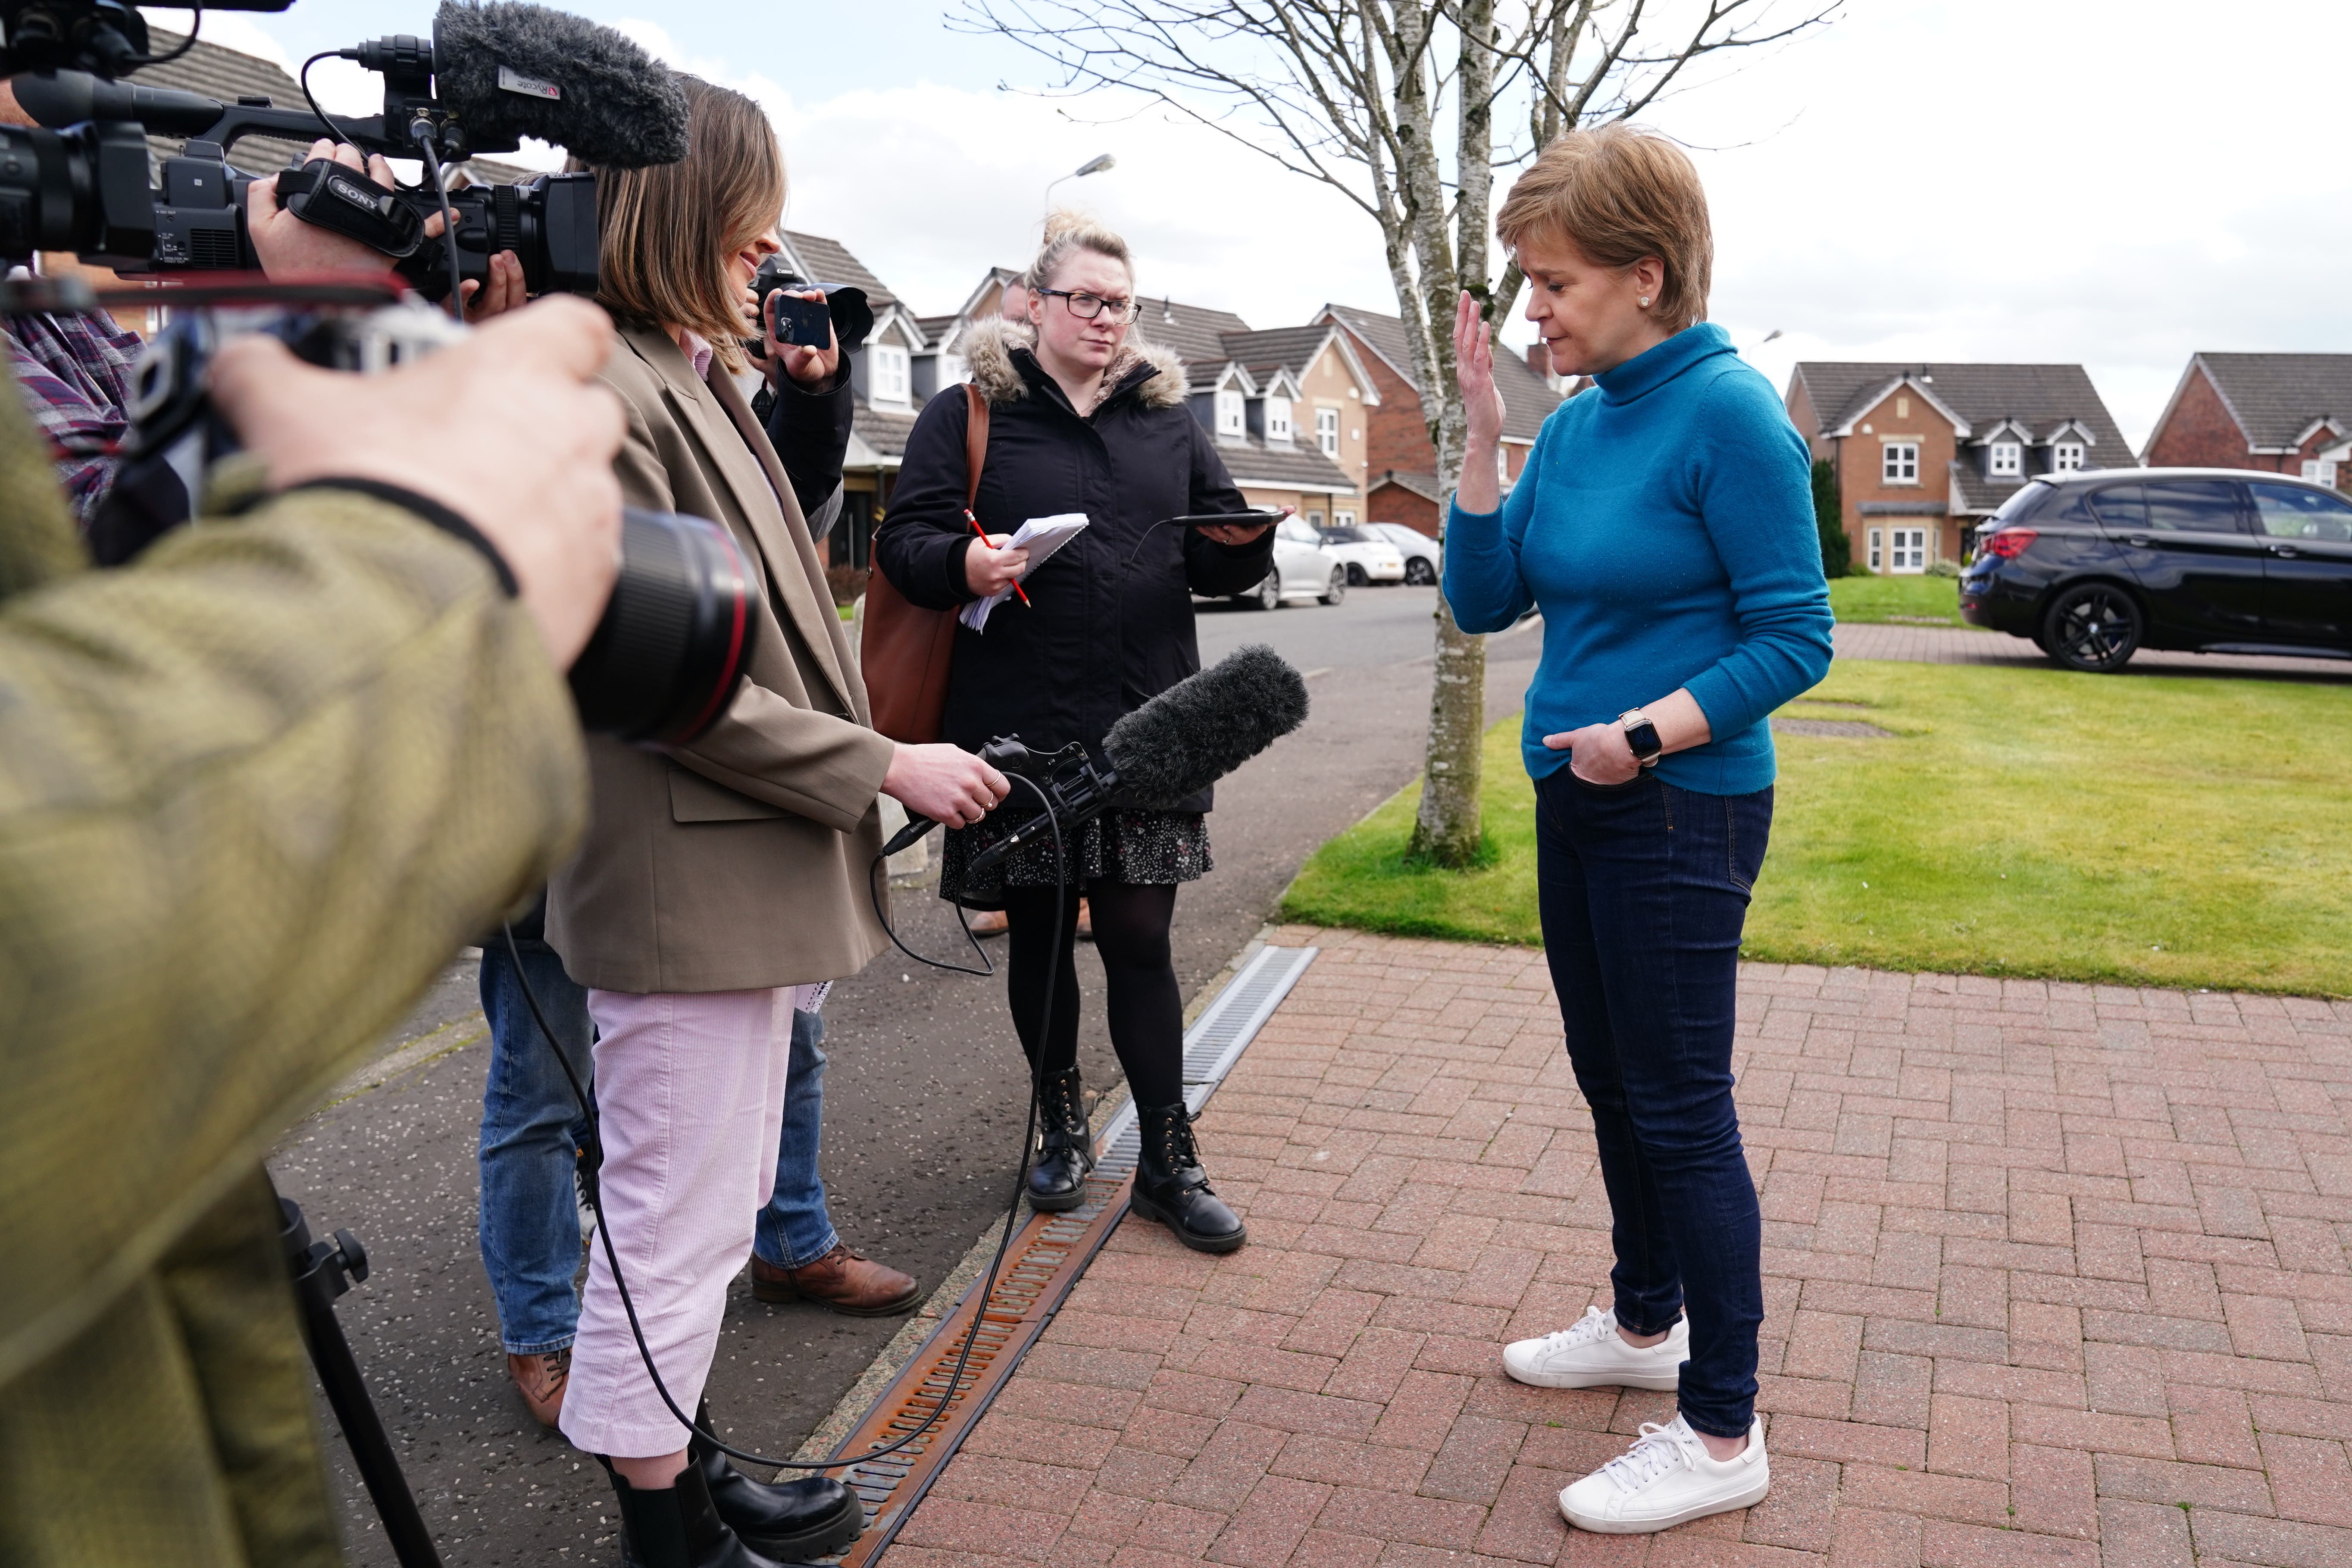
left=938, top=807, right=1212, bottom=909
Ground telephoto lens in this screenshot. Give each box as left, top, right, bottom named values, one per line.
left=568, top=508, right=763, bottom=746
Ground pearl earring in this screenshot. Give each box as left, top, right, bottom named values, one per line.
left=1638, top=297, right=1651, bottom=308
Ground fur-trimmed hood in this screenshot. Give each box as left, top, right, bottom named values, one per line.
left=960, top=315, right=1189, bottom=410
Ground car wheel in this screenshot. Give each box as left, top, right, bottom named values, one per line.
left=2042, top=582, right=2142, bottom=672
left=1345, top=563, right=1367, bottom=586
left=1250, top=570, right=1282, bottom=610
left=1320, top=566, right=1348, bottom=606
left=1404, top=558, right=1436, bottom=585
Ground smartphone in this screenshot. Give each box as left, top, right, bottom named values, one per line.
left=767, top=291, right=833, bottom=349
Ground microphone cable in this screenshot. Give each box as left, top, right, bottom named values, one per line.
left=502, top=773, right=1068, bottom=1474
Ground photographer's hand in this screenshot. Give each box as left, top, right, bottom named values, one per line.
left=247, top=141, right=406, bottom=276
left=462, top=251, right=526, bottom=322
left=208, top=297, right=626, bottom=669
left=882, top=743, right=1010, bottom=828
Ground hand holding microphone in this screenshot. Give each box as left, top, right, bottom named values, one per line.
left=882, top=743, right=1010, bottom=828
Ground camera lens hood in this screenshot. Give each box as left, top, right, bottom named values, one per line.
left=568, top=508, right=761, bottom=746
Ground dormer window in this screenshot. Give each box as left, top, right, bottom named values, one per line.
left=2053, top=441, right=2084, bottom=471
left=1265, top=397, right=1292, bottom=443
left=1215, top=389, right=1245, bottom=438
left=1990, top=441, right=2022, bottom=478
left=872, top=343, right=910, bottom=406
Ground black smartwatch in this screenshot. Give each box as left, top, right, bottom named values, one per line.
left=1618, top=708, right=1664, bottom=768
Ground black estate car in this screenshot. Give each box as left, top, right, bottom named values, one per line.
left=1958, top=468, right=2352, bottom=670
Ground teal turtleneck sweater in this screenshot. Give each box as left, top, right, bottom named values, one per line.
left=1443, top=322, right=1834, bottom=795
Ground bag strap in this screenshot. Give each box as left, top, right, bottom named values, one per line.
left=962, top=382, right=989, bottom=510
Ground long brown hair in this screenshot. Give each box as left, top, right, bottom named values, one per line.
left=591, top=76, right=785, bottom=371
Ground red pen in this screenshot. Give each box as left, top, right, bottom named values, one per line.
left=968, top=508, right=1031, bottom=606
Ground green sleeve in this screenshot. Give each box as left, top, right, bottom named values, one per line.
left=0, top=487, right=589, bottom=1386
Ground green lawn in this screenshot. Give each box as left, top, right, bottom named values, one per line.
left=1830, top=573, right=1977, bottom=627
left=1280, top=662, right=2352, bottom=995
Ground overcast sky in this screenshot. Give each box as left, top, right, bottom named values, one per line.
left=154, top=1, right=2352, bottom=448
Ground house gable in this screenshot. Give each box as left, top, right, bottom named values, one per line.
left=2144, top=360, right=2253, bottom=466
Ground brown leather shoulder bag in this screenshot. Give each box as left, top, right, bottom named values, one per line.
left=861, top=383, right=987, bottom=743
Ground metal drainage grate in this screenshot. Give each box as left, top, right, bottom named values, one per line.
left=818, top=945, right=1317, bottom=1565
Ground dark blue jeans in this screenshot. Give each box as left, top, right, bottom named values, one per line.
left=1534, top=767, right=1770, bottom=1439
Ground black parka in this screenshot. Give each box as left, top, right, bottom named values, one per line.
left=873, top=319, right=1274, bottom=812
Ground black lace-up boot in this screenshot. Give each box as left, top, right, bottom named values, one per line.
left=1132, top=1101, right=1247, bottom=1253
left=690, top=1401, right=865, bottom=1561
left=606, top=1453, right=782, bottom=1568
left=1027, top=1066, right=1095, bottom=1212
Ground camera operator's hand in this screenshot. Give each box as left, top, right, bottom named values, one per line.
left=762, top=288, right=840, bottom=388
left=463, top=250, right=526, bottom=322
left=965, top=534, right=1030, bottom=597
left=208, top=296, right=626, bottom=669
left=882, top=743, right=1010, bottom=828
left=249, top=140, right=499, bottom=295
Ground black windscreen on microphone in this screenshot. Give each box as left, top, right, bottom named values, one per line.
left=427, top=1, right=690, bottom=167
left=1103, top=643, right=1311, bottom=808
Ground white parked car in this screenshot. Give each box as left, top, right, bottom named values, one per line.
left=1234, top=516, right=1348, bottom=609
left=1368, top=522, right=1440, bottom=585
left=1317, top=524, right=1407, bottom=586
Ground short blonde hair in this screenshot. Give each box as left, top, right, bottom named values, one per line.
left=592, top=77, right=784, bottom=371
left=1496, top=123, right=1712, bottom=333
left=1020, top=210, right=1134, bottom=294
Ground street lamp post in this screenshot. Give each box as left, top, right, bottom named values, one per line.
left=1045, top=153, right=1116, bottom=207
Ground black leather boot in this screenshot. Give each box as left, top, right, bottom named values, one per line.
left=606, top=1454, right=782, bottom=1568
left=1028, top=1066, right=1095, bottom=1212
left=691, top=1402, right=864, bottom=1561
left=1132, top=1101, right=1246, bottom=1254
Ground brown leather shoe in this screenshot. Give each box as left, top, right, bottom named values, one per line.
left=966, top=907, right=1009, bottom=937
left=750, top=1244, right=920, bottom=1315
left=507, top=1348, right=570, bottom=1429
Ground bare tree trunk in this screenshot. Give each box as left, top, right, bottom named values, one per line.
left=1407, top=0, right=1496, bottom=867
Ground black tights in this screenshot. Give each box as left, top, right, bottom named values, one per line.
left=999, top=880, right=1185, bottom=1108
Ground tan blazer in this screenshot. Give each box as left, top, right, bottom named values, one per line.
left=548, top=325, right=895, bottom=993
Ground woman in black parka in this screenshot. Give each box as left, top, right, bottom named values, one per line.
left=874, top=213, right=1275, bottom=1252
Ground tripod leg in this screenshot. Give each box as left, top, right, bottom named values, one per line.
left=275, top=1186, right=445, bottom=1568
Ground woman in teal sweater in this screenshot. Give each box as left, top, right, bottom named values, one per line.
left=1444, top=125, right=1833, bottom=1537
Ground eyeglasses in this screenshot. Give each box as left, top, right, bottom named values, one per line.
left=1035, top=286, right=1141, bottom=324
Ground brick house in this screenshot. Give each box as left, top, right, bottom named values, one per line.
left=1786, top=363, right=2134, bottom=572
left=1312, top=303, right=1562, bottom=535
left=2142, top=354, right=2352, bottom=488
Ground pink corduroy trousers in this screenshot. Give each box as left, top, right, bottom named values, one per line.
left=558, top=986, right=793, bottom=1458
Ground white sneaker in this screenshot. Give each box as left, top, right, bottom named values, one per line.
left=1502, top=1305, right=1687, bottom=1390
left=1558, top=1415, right=1769, bottom=1533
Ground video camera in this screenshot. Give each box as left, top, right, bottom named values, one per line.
left=0, top=0, right=686, bottom=302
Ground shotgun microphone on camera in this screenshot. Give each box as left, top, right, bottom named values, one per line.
left=879, top=643, right=1311, bottom=862
left=392, top=1, right=691, bottom=167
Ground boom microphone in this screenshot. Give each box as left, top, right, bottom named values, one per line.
left=338, top=1, right=690, bottom=167
left=1102, top=642, right=1310, bottom=807
left=878, top=645, right=1310, bottom=866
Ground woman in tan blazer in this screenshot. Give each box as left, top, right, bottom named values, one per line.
left=545, top=79, right=1006, bottom=1568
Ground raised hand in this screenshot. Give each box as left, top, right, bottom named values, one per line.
left=1454, top=289, right=1507, bottom=452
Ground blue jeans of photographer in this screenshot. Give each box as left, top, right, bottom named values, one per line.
left=1535, top=767, right=1770, bottom=1440
left=478, top=915, right=840, bottom=1355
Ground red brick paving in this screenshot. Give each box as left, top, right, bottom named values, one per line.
left=885, top=929, right=2352, bottom=1566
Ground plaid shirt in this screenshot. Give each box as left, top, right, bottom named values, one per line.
left=4, top=310, right=144, bottom=526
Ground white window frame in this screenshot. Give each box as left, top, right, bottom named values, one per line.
left=1889, top=526, right=1928, bottom=574
left=1882, top=441, right=1920, bottom=485
left=1336, top=509, right=1356, bottom=527
left=1316, top=407, right=1340, bottom=457
left=1868, top=527, right=1883, bottom=571
left=871, top=343, right=910, bottom=405
left=1265, top=397, right=1292, bottom=443
left=1989, top=442, right=2022, bottom=478
left=2053, top=441, right=2084, bottom=472
left=1215, top=389, right=1245, bottom=437
left=1305, top=508, right=1326, bottom=530
left=936, top=352, right=967, bottom=387
left=2302, top=458, right=2340, bottom=488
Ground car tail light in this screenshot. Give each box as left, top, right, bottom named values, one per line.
left=1981, top=529, right=2037, bottom=559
